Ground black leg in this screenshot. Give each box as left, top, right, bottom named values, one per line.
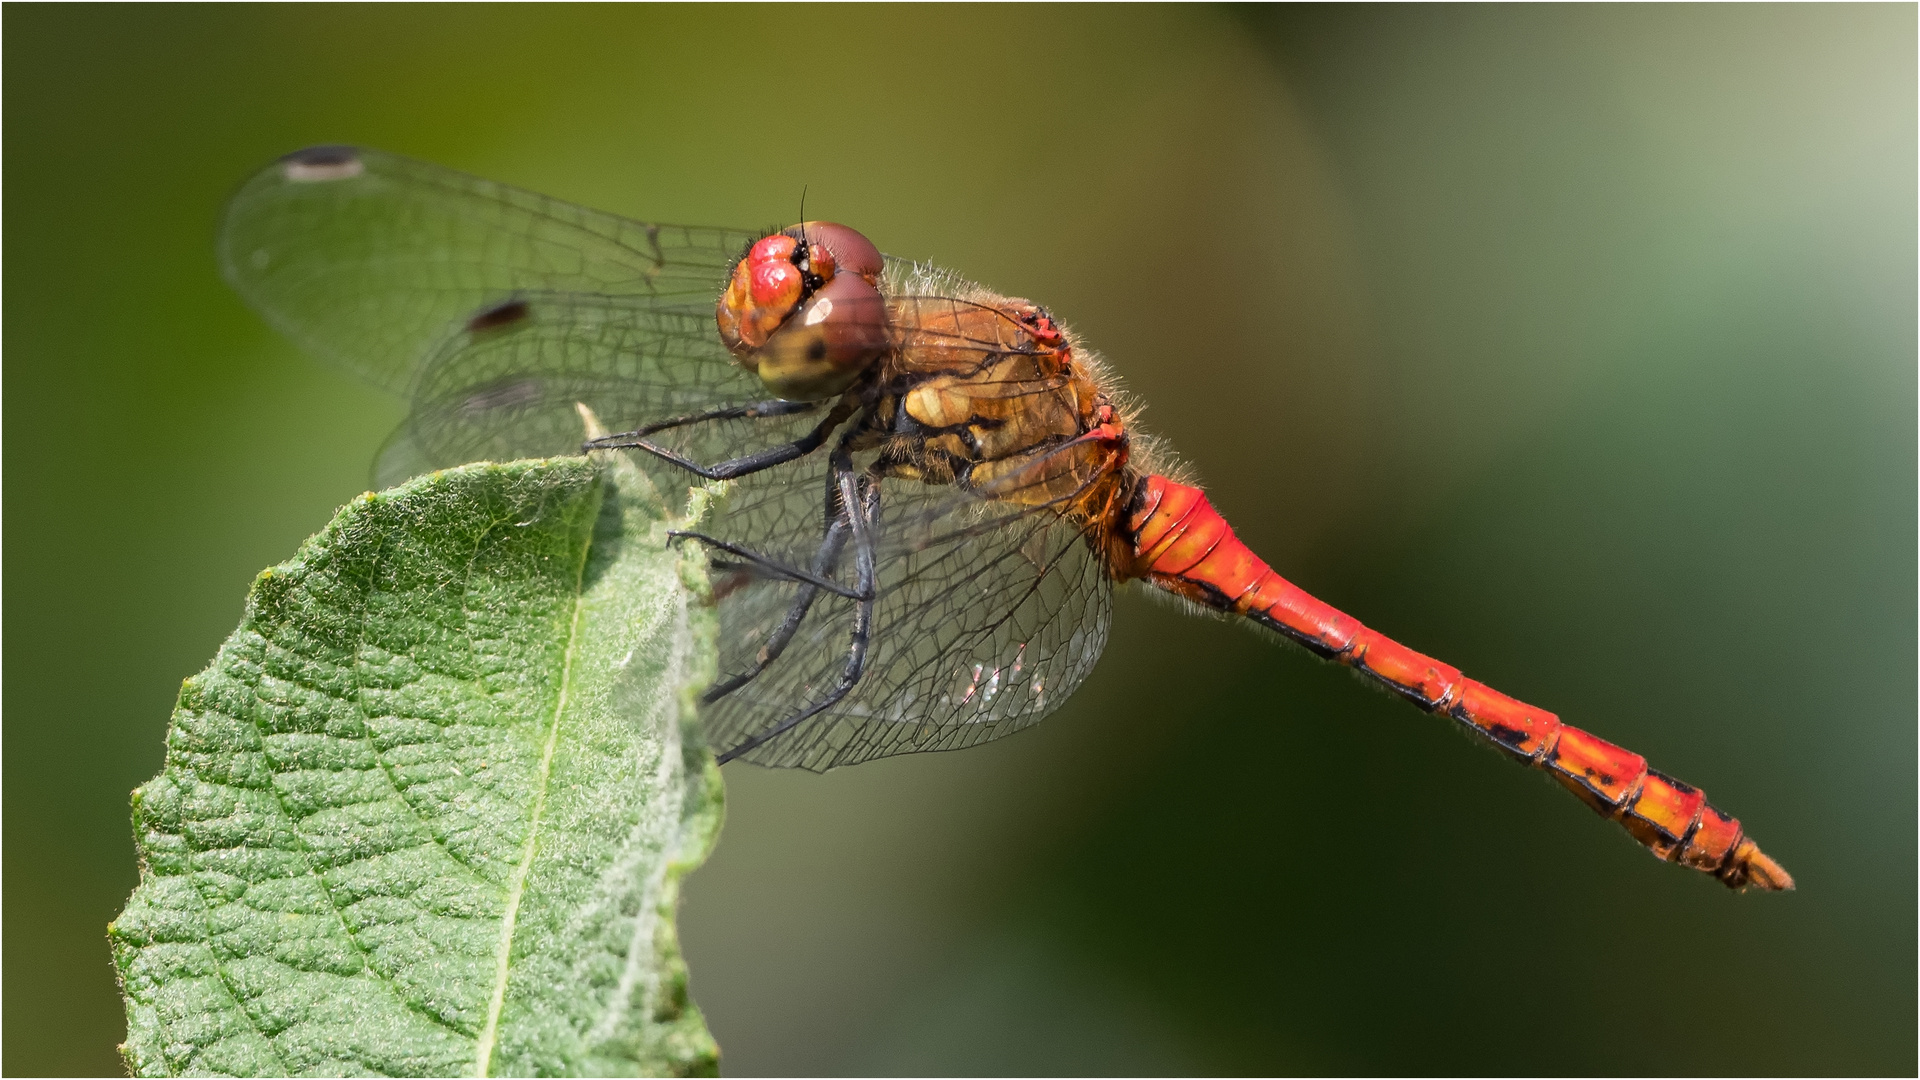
left=589, top=401, right=852, bottom=481
left=668, top=529, right=869, bottom=600
left=715, top=468, right=880, bottom=764
left=702, top=513, right=853, bottom=704
left=585, top=398, right=819, bottom=448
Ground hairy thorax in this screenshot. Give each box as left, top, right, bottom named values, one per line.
left=716, top=227, right=1146, bottom=573
left=863, top=288, right=1141, bottom=567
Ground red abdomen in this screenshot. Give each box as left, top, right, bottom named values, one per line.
left=1124, top=474, right=1791, bottom=890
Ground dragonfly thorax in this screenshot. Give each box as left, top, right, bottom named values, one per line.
left=858, top=294, right=1140, bottom=575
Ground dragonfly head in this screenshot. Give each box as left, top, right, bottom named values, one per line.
left=718, top=222, right=888, bottom=401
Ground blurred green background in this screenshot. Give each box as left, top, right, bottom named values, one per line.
left=5, top=4, right=1912, bottom=1075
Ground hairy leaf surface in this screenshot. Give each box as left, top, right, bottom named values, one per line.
left=111, top=455, right=722, bottom=1077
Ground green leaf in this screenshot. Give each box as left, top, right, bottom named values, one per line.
left=110, top=452, right=724, bottom=1077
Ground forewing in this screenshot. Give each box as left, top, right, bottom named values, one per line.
left=707, top=475, right=1113, bottom=772
left=373, top=291, right=821, bottom=493
left=219, top=145, right=756, bottom=394
left=222, top=147, right=1115, bottom=770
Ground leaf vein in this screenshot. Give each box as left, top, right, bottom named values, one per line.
left=222, top=525, right=479, bottom=1049
left=472, top=494, right=598, bottom=1076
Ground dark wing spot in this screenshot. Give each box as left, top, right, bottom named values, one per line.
left=467, top=299, right=531, bottom=332
left=281, top=145, right=364, bottom=183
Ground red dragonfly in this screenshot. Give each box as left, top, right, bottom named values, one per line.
left=222, top=146, right=1791, bottom=891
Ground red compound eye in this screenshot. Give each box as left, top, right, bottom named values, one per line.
left=748, top=259, right=801, bottom=309
left=749, top=234, right=796, bottom=263
left=786, top=221, right=883, bottom=284
left=755, top=272, right=889, bottom=400
left=718, top=221, right=889, bottom=389
left=719, top=233, right=810, bottom=355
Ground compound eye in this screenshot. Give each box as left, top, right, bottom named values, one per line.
left=749, top=259, right=802, bottom=308
left=717, top=234, right=807, bottom=355
left=784, top=221, right=884, bottom=284
left=748, top=233, right=798, bottom=264
left=754, top=273, right=889, bottom=400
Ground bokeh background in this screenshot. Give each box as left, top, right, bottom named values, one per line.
left=6, top=5, right=1913, bottom=1075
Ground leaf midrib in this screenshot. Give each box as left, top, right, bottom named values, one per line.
left=471, top=497, right=600, bottom=1078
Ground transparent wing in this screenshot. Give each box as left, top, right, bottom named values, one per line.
left=383, top=293, right=1113, bottom=773
left=219, top=145, right=757, bottom=395
left=708, top=488, right=1112, bottom=772
left=703, top=444, right=1115, bottom=773
left=374, top=280, right=1082, bottom=507
left=370, top=291, right=805, bottom=490
left=223, top=147, right=1114, bottom=770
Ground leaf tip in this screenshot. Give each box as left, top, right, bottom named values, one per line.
left=576, top=401, right=610, bottom=442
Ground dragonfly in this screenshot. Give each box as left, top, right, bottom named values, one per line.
left=221, top=146, right=1792, bottom=891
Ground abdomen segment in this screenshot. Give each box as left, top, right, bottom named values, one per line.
left=1125, top=474, right=1792, bottom=891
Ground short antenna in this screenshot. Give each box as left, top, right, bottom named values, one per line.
left=797, top=185, right=816, bottom=282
